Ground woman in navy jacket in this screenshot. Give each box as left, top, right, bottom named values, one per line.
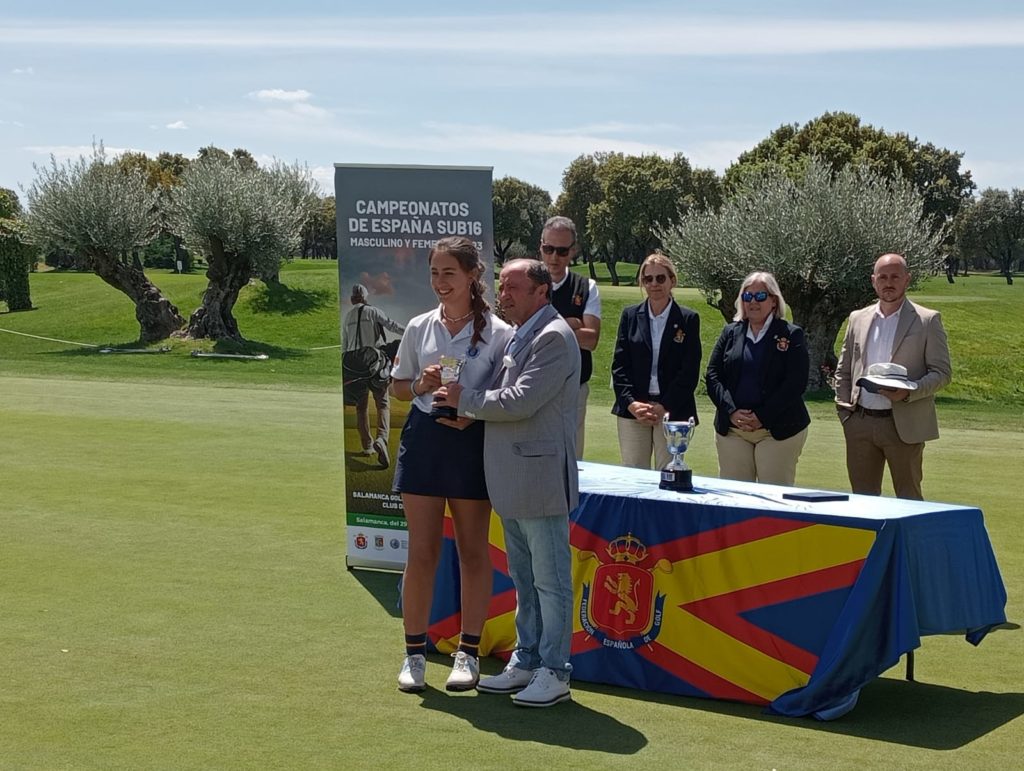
left=705, top=271, right=809, bottom=485
left=611, top=253, right=702, bottom=469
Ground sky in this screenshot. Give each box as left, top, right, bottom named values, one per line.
left=3, top=1, right=1024, bottom=203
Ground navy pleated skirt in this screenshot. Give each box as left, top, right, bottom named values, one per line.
left=392, top=406, right=489, bottom=500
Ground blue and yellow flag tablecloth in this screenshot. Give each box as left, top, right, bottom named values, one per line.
left=429, top=463, right=1007, bottom=718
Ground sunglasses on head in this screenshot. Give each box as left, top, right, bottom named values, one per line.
left=742, top=290, right=769, bottom=303
left=642, top=274, right=669, bottom=285
left=540, top=242, right=574, bottom=257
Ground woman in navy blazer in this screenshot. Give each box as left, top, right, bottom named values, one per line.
left=705, top=271, right=809, bottom=485
left=611, top=253, right=702, bottom=469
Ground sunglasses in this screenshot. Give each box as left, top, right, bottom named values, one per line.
left=642, top=274, right=669, bottom=285
left=540, top=242, right=574, bottom=257
left=742, top=290, right=769, bottom=302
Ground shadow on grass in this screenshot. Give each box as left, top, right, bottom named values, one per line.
left=44, top=339, right=309, bottom=361
left=348, top=568, right=402, bottom=620
left=248, top=282, right=333, bottom=316
left=564, top=676, right=1024, bottom=750
left=822, top=677, right=1024, bottom=748
left=43, top=342, right=165, bottom=356
left=207, top=339, right=308, bottom=360
left=415, top=672, right=648, bottom=754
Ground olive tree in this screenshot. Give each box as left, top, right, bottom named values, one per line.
left=23, top=149, right=184, bottom=340
left=660, top=158, right=944, bottom=390
left=167, top=157, right=317, bottom=340
left=1, top=187, right=33, bottom=311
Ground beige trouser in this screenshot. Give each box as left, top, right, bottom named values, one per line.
left=355, top=381, right=390, bottom=451
left=617, top=416, right=673, bottom=470
left=575, top=382, right=589, bottom=460
left=842, top=410, right=924, bottom=499
left=715, top=427, right=808, bottom=486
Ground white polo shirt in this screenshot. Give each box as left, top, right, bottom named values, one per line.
left=392, top=307, right=513, bottom=413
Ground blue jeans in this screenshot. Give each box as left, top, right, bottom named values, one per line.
left=502, top=515, right=573, bottom=681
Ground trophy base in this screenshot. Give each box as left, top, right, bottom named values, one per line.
left=659, top=468, right=694, bottom=492
left=430, top=404, right=458, bottom=421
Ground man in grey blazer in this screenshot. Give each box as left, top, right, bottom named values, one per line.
left=835, top=253, right=952, bottom=499
left=435, top=258, right=581, bottom=707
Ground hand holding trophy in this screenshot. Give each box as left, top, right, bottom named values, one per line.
left=660, top=415, right=697, bottom=492
left=430, top=355, right=465, bottom=420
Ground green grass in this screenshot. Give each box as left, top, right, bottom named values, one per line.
left=2, top=262, right=1023, bottom=768
left=0, top=263, right=343, bottom=389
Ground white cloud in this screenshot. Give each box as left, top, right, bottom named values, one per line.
left=12, top=66, right=34, bottom=75
left=288, top=102, right=328, bottom=119
left=961, top=155, right=1024, bottom=192
left=250, top=88, right=312, bottom=102
left=415, top=122, right=677, bottom=156
left=166, top=120, right=188, bottom=130
left=554, top=122, right=680, bottom=137
left=309, top=164, right=333, bottom=194
left=2, top=16, right=1024, bottom=57
left=25, top=144, right=142, bottom=162
left=0, top=119, right=26, bottom=127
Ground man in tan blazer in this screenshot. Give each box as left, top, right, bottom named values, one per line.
left=435, top=259, right=581, bottom=707
left=835, top=253, right=952, bottom=499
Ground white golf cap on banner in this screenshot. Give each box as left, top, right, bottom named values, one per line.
left=857, top=362, right=919, bottom=394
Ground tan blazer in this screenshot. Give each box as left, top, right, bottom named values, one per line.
left=835, top=300, right=952, bottom=444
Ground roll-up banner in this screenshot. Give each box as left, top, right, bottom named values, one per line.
left=335, top=164, right=495, bottom=570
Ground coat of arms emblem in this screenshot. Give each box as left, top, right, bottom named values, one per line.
left=578, top=533, right=671, bottom=648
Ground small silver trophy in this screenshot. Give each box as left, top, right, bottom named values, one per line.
left=431, top=355, right=466, bottom=420
left=660, top=415, right=697, bottom=492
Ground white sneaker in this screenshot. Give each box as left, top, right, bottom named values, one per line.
left=398, top=654, right=426, bottom=693
left=512, top=668, right=571, bottom=707
left=445, top=651, right=480, bottom=692
left=476, top=663, right=534, bottom=694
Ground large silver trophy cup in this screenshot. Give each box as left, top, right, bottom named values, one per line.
left=660, top=415, right=697, bottom=492
left=431, top=354, right=466, bottom=420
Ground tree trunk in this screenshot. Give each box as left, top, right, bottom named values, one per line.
left=172, top=235, right=190, bottom=272
left=493, top=241, right=510, bottom=267
left=788, top=300, right=847, bottom=393
left=605, top=241, right=621, bottom=286
left=92, top=254, right=185, bottom=342
left=606, top=256, right=620, bottom=286
left=999, top=251, right=1015, bottom=284
left=186, top=241, right=250, bottom=340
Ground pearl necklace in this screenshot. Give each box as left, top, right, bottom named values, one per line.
left=441, top=306, right=473, bottom=323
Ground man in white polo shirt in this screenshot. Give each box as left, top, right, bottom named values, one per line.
left=538, top=216, right=601, bottom=459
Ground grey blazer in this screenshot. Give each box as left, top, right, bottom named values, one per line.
left=458, top=304, right=582, bottom=520
left=835, top=300, right=952, bottom=444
